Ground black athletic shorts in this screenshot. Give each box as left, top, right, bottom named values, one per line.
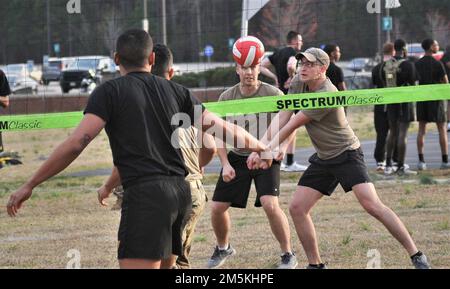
left=118, top=176, right=191, bottom=260
left=213, top=151, right=281, bottom=208
left=416, top=100, right=447, bottom=123
left=298, top=148, right=371, bottom=196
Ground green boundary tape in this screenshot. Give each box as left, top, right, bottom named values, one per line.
left=1, top=84, right=449, bottom=132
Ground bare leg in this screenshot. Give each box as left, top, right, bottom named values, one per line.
left=353, top=183, right=418, bottom=256
left=260, top=195, right=291, bottom=253
left=289, top=186, right=323, bottom=264
left=119, top=258, right=161, bottom=269
left=437, top=122, right=448, bottom=156
left=211, top=201, right=231, bottom=247
left=417, top=122, right=427, bottom=155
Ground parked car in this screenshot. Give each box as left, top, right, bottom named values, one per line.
left=346, top=58, right=377, bottom=72
left=59, top=56, right=119, bottom=93
left=42, top=57, right=75, bottom=85
left=4, top=64, right=29, bottom=77
left=5, top=73, right=38, bottom=94
left=343, top=70, right=373, bottom=90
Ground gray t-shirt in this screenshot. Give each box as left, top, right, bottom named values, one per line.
left=289, top=75, right=360, bottom=160
left=219, top=82, right=284, bottom=156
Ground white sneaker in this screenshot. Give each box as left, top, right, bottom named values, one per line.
left=417, top=161, right=427, bottom=171
left=376, top=162, right=385, bottom=172
left=440, top=162, right=450, bottom=170
left=282, top=162, right=308, bottom=172
left=280, top=162, right=286, bottom=170
left=447, top=123, right=450, bottom=132
left=384, top=166, right=397, bottom=175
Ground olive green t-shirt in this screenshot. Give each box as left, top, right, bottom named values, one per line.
left=219, top=82, right=284, bottom=156
left=289, top=75, right=360, bottom=160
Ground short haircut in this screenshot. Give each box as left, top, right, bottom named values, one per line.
left=421, top=38, right=435, bottom=51
left=287, top=31, right=301, bottom=43
left=394, top=39, right=406, bottom=52
left=151, top=44, right=173, bottom=77
left=383, top=42, right=395, bottom=55
left=323, top=44, right=338, bottom=56
left=116, top=29, right=153, bottom=69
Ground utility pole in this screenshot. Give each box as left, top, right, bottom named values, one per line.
left=47, top=0, right=51, bottom=56
left=196, top=0, right=202, bottom=62
left=143, top=0, right=149, bottom=32
left=162, top=0, right=167, bottom=45
left=386, top=7, right=391, bottom=43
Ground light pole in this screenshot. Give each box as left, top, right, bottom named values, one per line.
left=143, top=0, right=149, bottom=32
left=162, top=0, right=167, bottom=45
left=47, top=0, right=51, bottom=56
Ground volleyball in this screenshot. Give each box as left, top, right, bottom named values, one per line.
left=232, top=36, right=265, bottom=67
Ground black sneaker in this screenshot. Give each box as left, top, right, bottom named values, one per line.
left=206, top=245, right=236, bottom=269
left=411, top=253, right=431, bottom=269
left=306, top=263, right=327, bottom=269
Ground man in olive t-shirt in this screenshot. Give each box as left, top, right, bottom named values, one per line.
left=249, top=48, right=430, bottom=269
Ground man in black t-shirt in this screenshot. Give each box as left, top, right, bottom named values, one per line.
left=371, top=43, right=397, bottom=171
left=0, top=70, right=11, bottom=153
left=415, top=39, right=449, bottom=170
left=260, top=31, right=308, bottom=172
left=372, top=39, right=417, bottom=176
left=324, top=44, right=346, bottom=91
left=6, top=29, right=270, bottom=269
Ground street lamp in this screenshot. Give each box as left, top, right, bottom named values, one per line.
left=142, top=0, right=149, bottom=32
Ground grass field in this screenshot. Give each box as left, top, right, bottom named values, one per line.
left=0, top=108, right=448, bottom=269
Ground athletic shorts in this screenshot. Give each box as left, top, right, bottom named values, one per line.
left=416, top=100, right=447, bottom=123
left=298, top=148, right=371, bottom=196
left=213, top=151, right=281, bottom=208
left=118, top=176, right=191, bottom=260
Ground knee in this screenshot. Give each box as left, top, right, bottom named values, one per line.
left=211, top=202, right=229, bottom=216
left=260, top=196, right=279, bottom=216
left=289, top=202, right=308, bottom=218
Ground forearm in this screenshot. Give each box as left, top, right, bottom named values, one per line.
left=104, top=166, right=121, bottom=191
left=260, top=67, right=277, bottom=82
left=202, top=111, right=266, bottom=153
left=198, top=132, right=216, bottom=167
left=25, top=136, right=89, bottom=189
left=216, top=147, right=230, bottom=166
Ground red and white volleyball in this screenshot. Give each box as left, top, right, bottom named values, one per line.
left=232, top=36, right=265, bottom=67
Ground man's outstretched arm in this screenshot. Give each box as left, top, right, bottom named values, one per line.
left=7, top=114, right=105, bottom=217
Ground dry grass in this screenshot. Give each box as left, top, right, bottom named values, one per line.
left=0, top=178, right=449, bottom=269
left=0, top=109, right=448, bottom=269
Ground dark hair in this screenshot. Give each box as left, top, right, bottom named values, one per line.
left=151, top=44, right=173, bottom=77
left=116, top=29, right=153, bottom=68
left=287, top=31, right=301, bottom=43
left=421, top=38, right=435, bottom=51
left=383, top=42, right=395, bottom=55
left=394, top=39, right=406, bottom=52
left=323, top=44, right=338, bottom=56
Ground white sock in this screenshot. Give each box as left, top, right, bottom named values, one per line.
left=218, top=244, right=229, bottom=250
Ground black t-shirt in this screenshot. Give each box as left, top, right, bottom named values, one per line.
left=326, top=62, right=344, bottom=89
left=371, top=56, right=416, bottom=121
left=84, top=72, right=204, bottom=188
left=371, top=56, right=416, bottom=88
left=0, top=70, right=11, bottom=96
left=441, top=52, right=450, bottom=78
left=269, top=46, right=297, bottom=94
left=415, top=55, right=446, bottom=85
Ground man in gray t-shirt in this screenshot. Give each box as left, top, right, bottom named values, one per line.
left=249, top=48, right=430, bottom=269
